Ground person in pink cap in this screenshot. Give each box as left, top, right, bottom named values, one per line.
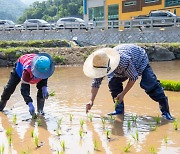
left=0, top=53, right=55, bottom=116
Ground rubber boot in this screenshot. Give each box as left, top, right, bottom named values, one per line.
left=0, top=100, right=7, bottom=111
left=108, top=102, right=124, bottom=115
left=159, top=97, right=173, bottom=120
left=37, top=97, right=45, bottom=115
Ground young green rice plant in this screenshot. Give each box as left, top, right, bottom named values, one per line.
left=57, top=118, right=63, bottom=129
left=8, top=136, right=12, bottom=146
left=160, top=80, right=180, bottom=92
left=114, top=99, right=119, bottom=109
left=31, top=129, right=35, bottom=138
left=79, top=129, right=83, bottom=138
left=88, top=114, right=93, bottom=122
left=123, top=142, right=132, bottom=153
left=37, top=118, right=42, bottom=126
left=94, top=140, right=99, bottom=151
left=173, top=120, right=178, bottom=130
left=0, top=144, right=5, bottom=154
left=69, top=114, right=73, bottom=122
left=6, top=128, right=12, bottom=137
left=34, top=135, right=39, bottom=148
left=101, top=117, right=106, bottom=128
left=163, top=135, right=168, bottom=144
left=60, top=141, right=66, bottom=152
left=12, top=114, right=17, bottom=125
left=131, top=130, right=139, bottom=141
left=56, top=129, right=61, bottom=136
left=127, top=120, right=131, bottom=130
left=49, top=91, right=56, bottom=96
left=108, top=115, right=115, bottom=121
left=149, top=146, right=157, bottom=154
left=106, top=129, right=111, bottom=139
left=131, top=115, right=138, bottom=123
left=154, top=115, right=161, bottom=124
left=80, top=119, right=85, bottom=128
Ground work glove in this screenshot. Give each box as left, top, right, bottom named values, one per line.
left=42, top=86, right=49, bottom=99
left=28, top=102, right=35, bottom=115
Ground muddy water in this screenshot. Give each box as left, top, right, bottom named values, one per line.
left=0, top=60, right=180, bottom=154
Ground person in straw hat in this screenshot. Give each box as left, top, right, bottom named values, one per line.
left=83, top=44, right=173, bottom=120
left=0, top=53, right=55, bottom=116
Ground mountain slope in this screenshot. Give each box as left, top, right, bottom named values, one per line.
left=0, top=0, right=27, bottom=21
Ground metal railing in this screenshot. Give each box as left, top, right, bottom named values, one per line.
left=0, top=17, right=180, bottom=31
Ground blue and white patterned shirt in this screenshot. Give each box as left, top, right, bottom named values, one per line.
left=92, top=44, right=149, bottom=88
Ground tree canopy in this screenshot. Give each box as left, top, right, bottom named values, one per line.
left=17, top=0, right=83, bottom=23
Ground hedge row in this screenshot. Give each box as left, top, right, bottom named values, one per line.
left=0, top=40, right=70, bottom=48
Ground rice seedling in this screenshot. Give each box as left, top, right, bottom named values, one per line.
left=163, top=135, right=168, bottom=144
left=149, top=146, right=157, bottom=154
left=34, top=135, right=39, bottom=148
left=49, top=91, right=56, bottom=96
left=80, top=119, right=85, bottom=128
left=101, top=117, right=106, bottom=128
left=56, top=129, right=61, bottom=136
left=32, top=113, right=37, bottom=120
left=131, top=130, right=139, bottom=141
left=106, top=130, right=111, bottom=139
left=131, top=115, right=138, bottom=123
left=0, top=144, right=5, bottom=154
left=6, top=128, right=12, bottom=137
left=94, top=140, right=99, bottom=151
left=154, top=115, right=161, bottom=124
left=31, top=129, right=35, bottom=138
left=12, top=114, right=17, bottom=125
left=57, top=118, right=63, bottom=129
left=114, top=99, right=119, bottom=109
left=60, top=141, right=66, bottom=152
left=57, top=151, right=64, bottom=154
left=88, top=114, right=93, bottom=122
left=108, top=115, right=115, bottom=121
left=69, top=114, right=73, bottom=122
left=160, top=80, right=180, bottom=92
left=8, top=136, right=12, bottom=146
left=127, top=120, right=131, bottom=129
left=37, top=118, right=42, bottom=126
left=173, top=120, right=178, bottom=130
left=79, top=129, right=83, bottom=138
left=124, top=142, right=132, bottom=153
left=152, top=125, right=158, bottom=131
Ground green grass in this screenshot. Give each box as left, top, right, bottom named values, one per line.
left=52, top=55, right=65, bottom=64
left=160, top=80, right=180, bottom=91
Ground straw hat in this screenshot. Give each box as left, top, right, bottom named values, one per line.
left=31, top=53, right=55, bottom=79
left=83, top=48, right=120, bottom=78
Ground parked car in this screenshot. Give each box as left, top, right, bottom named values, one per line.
left=0, top=20, right=22, bottom=30
left=23, top=19, right=52, bottom=30
left=125, top=10, right=178, bottom=28
left=56, top=17, right=93, bottom=30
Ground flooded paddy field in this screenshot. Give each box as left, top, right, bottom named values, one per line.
left=0, top=60, right=180, bottom=154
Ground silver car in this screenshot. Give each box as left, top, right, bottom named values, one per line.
left=56, top=17, right=93, bottom=29
left=0, top=20, right=22, bottom=31
left=23, top=19, right=52, bottom=30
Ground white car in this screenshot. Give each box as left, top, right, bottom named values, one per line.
left=23, top=19, right=52, bottom=30
left=0, top=20, right=22, bottom=30
left=56, top=17, right=93, bottom=29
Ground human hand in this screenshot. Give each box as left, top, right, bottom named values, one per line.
left=42, top=86, right=49, bottom=99
left=28, top=102, right=35, bottom=115
left=115, top=92, right=125, bottom=104
left=86, top=101, right=93, bottom=114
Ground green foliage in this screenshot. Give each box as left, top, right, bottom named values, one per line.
left=52, top=55, right=65, bottom=64
left=17, top=0, right=83, bottom=23
left=0, top=144, right=5, bottom=154
left=49, top=91, right=56, bottom=96
left=160, top=80, right=180, bottom=91
left=60, top=141, right=66, bottom=152
left=6, top=128, right=12, bottom=137
left=123, top=142, right=132, bottom=153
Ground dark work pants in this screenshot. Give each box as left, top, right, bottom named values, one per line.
left=108, top=64, right=166, bottom=104
left=1, top=67, right=46, bottom=104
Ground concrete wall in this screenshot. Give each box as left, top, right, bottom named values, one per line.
left=0, top=27, right=180, bottom=45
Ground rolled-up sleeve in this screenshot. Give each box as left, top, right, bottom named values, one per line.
left=91, top=77, right=104, bottom=88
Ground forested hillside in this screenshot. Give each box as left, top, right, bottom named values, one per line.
left=0, top=0, right=27, bottom=21
left=18, top=0, right=83, bottom=23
